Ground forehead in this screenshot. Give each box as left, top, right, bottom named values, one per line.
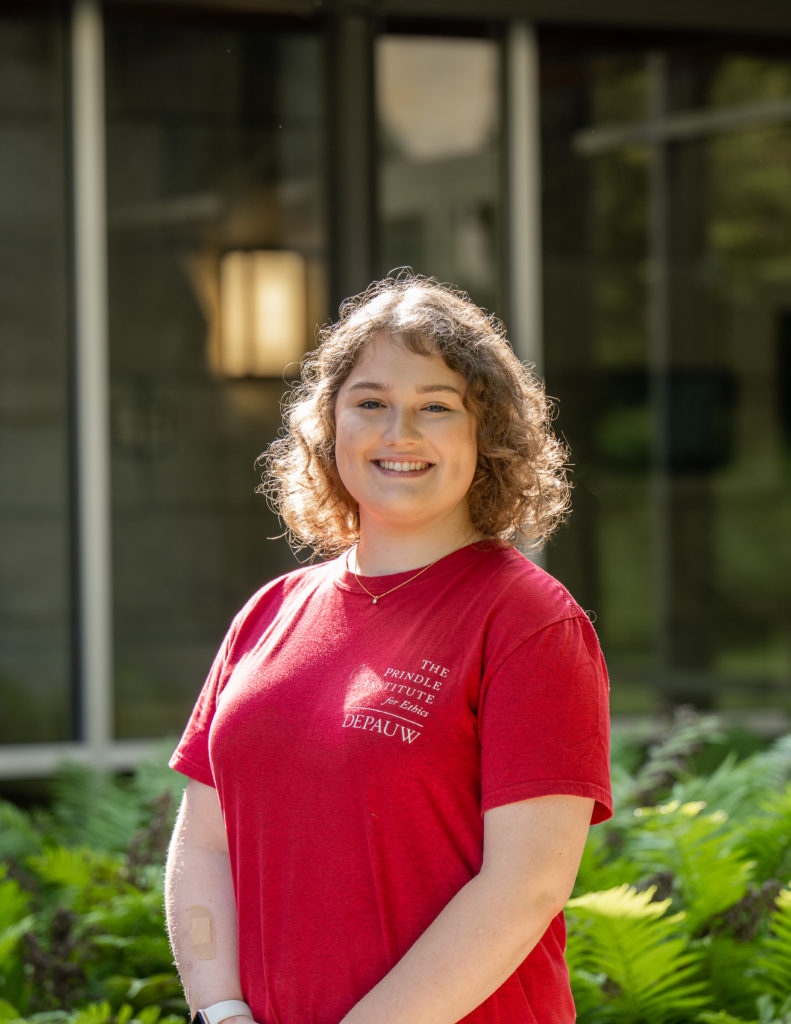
left=346, top=332, right=459, bottom=379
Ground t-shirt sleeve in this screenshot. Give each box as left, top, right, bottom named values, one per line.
left=168, top=626, right=237, bottom=788
left=479, top=614, right=612, bottom=824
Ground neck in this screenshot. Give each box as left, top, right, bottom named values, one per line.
left=352, top=517, right=481, bottom=576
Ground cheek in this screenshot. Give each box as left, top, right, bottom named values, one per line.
left=333, top=418, right=364, bottom=488
left=335, top=416, right=362, bottom=457
left=460, top=421, right=479, bottom=474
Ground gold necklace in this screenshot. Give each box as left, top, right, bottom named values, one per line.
left=351, top=555, right=440, bottom=605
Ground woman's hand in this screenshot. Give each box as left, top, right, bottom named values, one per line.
left=339, top=793, right=594, bottom=1024
left=165, top=779, right=246, bottom=1013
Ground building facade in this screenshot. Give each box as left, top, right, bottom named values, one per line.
left=2, top=0, right=790, bottom=780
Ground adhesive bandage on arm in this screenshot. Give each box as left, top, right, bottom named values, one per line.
left=188, top=904, right=217, bottom=960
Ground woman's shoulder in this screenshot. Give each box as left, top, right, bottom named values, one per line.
left=465, top=542, right=590, bottom=635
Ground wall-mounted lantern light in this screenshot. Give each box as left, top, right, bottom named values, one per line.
left=216, top=249, right=307, bottom=378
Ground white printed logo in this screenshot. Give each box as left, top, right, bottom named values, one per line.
left=342, top=659, right=451, bottom=744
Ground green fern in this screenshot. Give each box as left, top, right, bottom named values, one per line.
left=0, top=801, right=42, bottom=862
left=0, top=865, right=34, bottom=1005
left=696, top=1011, right=754, bottom=1019
left=79, top=885, right=164, bottom=933
left=575, top=821, right=632, bottom=895
left=629, top=710, right=726, bottom=804
left=27, top=846, right=130, bottom=907
left=0, top=865, right=31, bottom=926
left=566, top=884, right=708, bottom=1023
left=737, top=784, right=791, bottom=882
left=697, top=926, right=769, bottom=1017
left=698, top=1012, right=756, bottom=1024
left=674, top=736, right=791, bottom=823
left=755, top=888, right=791, bottom=999
left=750, top=735, right=791, bottom=787
left=37, top=765, right=147, bottom=853
left=628, top=801, right=754, bottom=931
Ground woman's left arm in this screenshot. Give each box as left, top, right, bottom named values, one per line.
left=339, top=793, right=594, bottom=1024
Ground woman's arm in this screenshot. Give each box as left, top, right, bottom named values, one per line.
left=165, top=778, right=250, bottom=1020
left=340, top=793, right=594, bottom=1024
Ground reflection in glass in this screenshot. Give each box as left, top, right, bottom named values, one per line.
left=105, top=15, right=326, bottom=738
left=216, top=250, right=307, bottom=379
left=541, top=35, right=791, bottom=717
left=376, top=35, right=501, bottom=311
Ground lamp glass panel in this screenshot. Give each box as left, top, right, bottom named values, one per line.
left=251, top=251, right=306, bottom=376
left=219, top=251, right=252, bottom=378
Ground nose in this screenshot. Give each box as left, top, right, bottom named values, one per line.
left=383, top=406, right=420, bottom=446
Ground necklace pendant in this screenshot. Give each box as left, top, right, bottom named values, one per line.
left=372, top=596, right=378, bottom=605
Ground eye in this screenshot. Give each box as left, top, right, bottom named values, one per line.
left=358, top=399, right=384, bottom=410
left=424, top=402, right=450, bottom=413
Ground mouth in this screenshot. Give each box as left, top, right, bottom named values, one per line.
left=374, top=459, right=432, bottom=473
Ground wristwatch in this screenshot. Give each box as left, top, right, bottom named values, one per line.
left=191, top=1000, right=252, bottom=1024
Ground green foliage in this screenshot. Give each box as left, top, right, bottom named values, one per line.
left=566, top=885, right=707, bottom=1022
left=757, top=888, right=791, bottom=1000
left=629, top=800, right=754, bottom=932
left=2, top=721, right=791, bottom=1024
left=0, top=751, right=186, bottom=1024
left=569, top=711, right=791, bottom=1023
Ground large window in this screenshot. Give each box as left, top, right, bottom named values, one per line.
left=376, top=31, right=502, bottom=312
left=541, top=33, right=791, bottom=716
left=0, top=5, right=74, bottom=743
left=104, top=10, right=326, bottom=737
left=3, top=5, right=789, bottom=778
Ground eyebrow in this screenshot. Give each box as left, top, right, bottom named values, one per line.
left=346, top=381, right=464, bottom=397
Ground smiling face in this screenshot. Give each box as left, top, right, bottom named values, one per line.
left=334, top=334, right=479, bottom=547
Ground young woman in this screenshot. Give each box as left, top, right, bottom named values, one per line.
left=165, top=274, right=612, bottom=1024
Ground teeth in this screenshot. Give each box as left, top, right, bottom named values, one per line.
left=378, top=460, right=430, bottom=472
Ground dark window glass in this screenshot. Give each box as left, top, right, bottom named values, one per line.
left=541, top=32, right=791, bottom=718
left=105, top=11, right=326, bottom=738
left=0, top=6, right=74, bottom=743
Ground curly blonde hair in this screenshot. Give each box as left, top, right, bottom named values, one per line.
left=260, top=273, right=571, bottom=557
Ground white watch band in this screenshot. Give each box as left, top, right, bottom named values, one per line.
left=199, top=1000, right=252, bottom=1024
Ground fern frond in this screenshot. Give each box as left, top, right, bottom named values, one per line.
left=71, top=1003, right=114, bottom=1024
left=699, top=927, right=770, bottom=1016
left=574, top=825, right=633, bottom=895
left=26, top=846, right=131, bottom=913
left=757, top=992, right=791, bottom=1023
left=697, top=1011, right=755, bottom=1024
left=566, top=884, right=707, bottom=1023
left=568, top=966, right=609, bottom=1022
left=0, top=865, right=31, bottom=929
left=79, top=885, right=163, bottom=933
left=631, top=710, right=725, bottom=803
left=0, top=1000, right=24, bottom=1022
left=47, top=765, right=146, bottom=853
left=628, top=801, right=753, bottom=930
left=671, top=751, right=762, bottom=819
left=738, top=783, right=791, bottom=883
left=755, top=888, right=791, bottom=999
left=750, top=735, right=791, bottom=791
left=0, top=800, right=41, bottom=863
left=0, top=911, right=37, bottom=968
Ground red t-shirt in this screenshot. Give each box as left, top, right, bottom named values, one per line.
left=170, top=541, right=612, bottom=1024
